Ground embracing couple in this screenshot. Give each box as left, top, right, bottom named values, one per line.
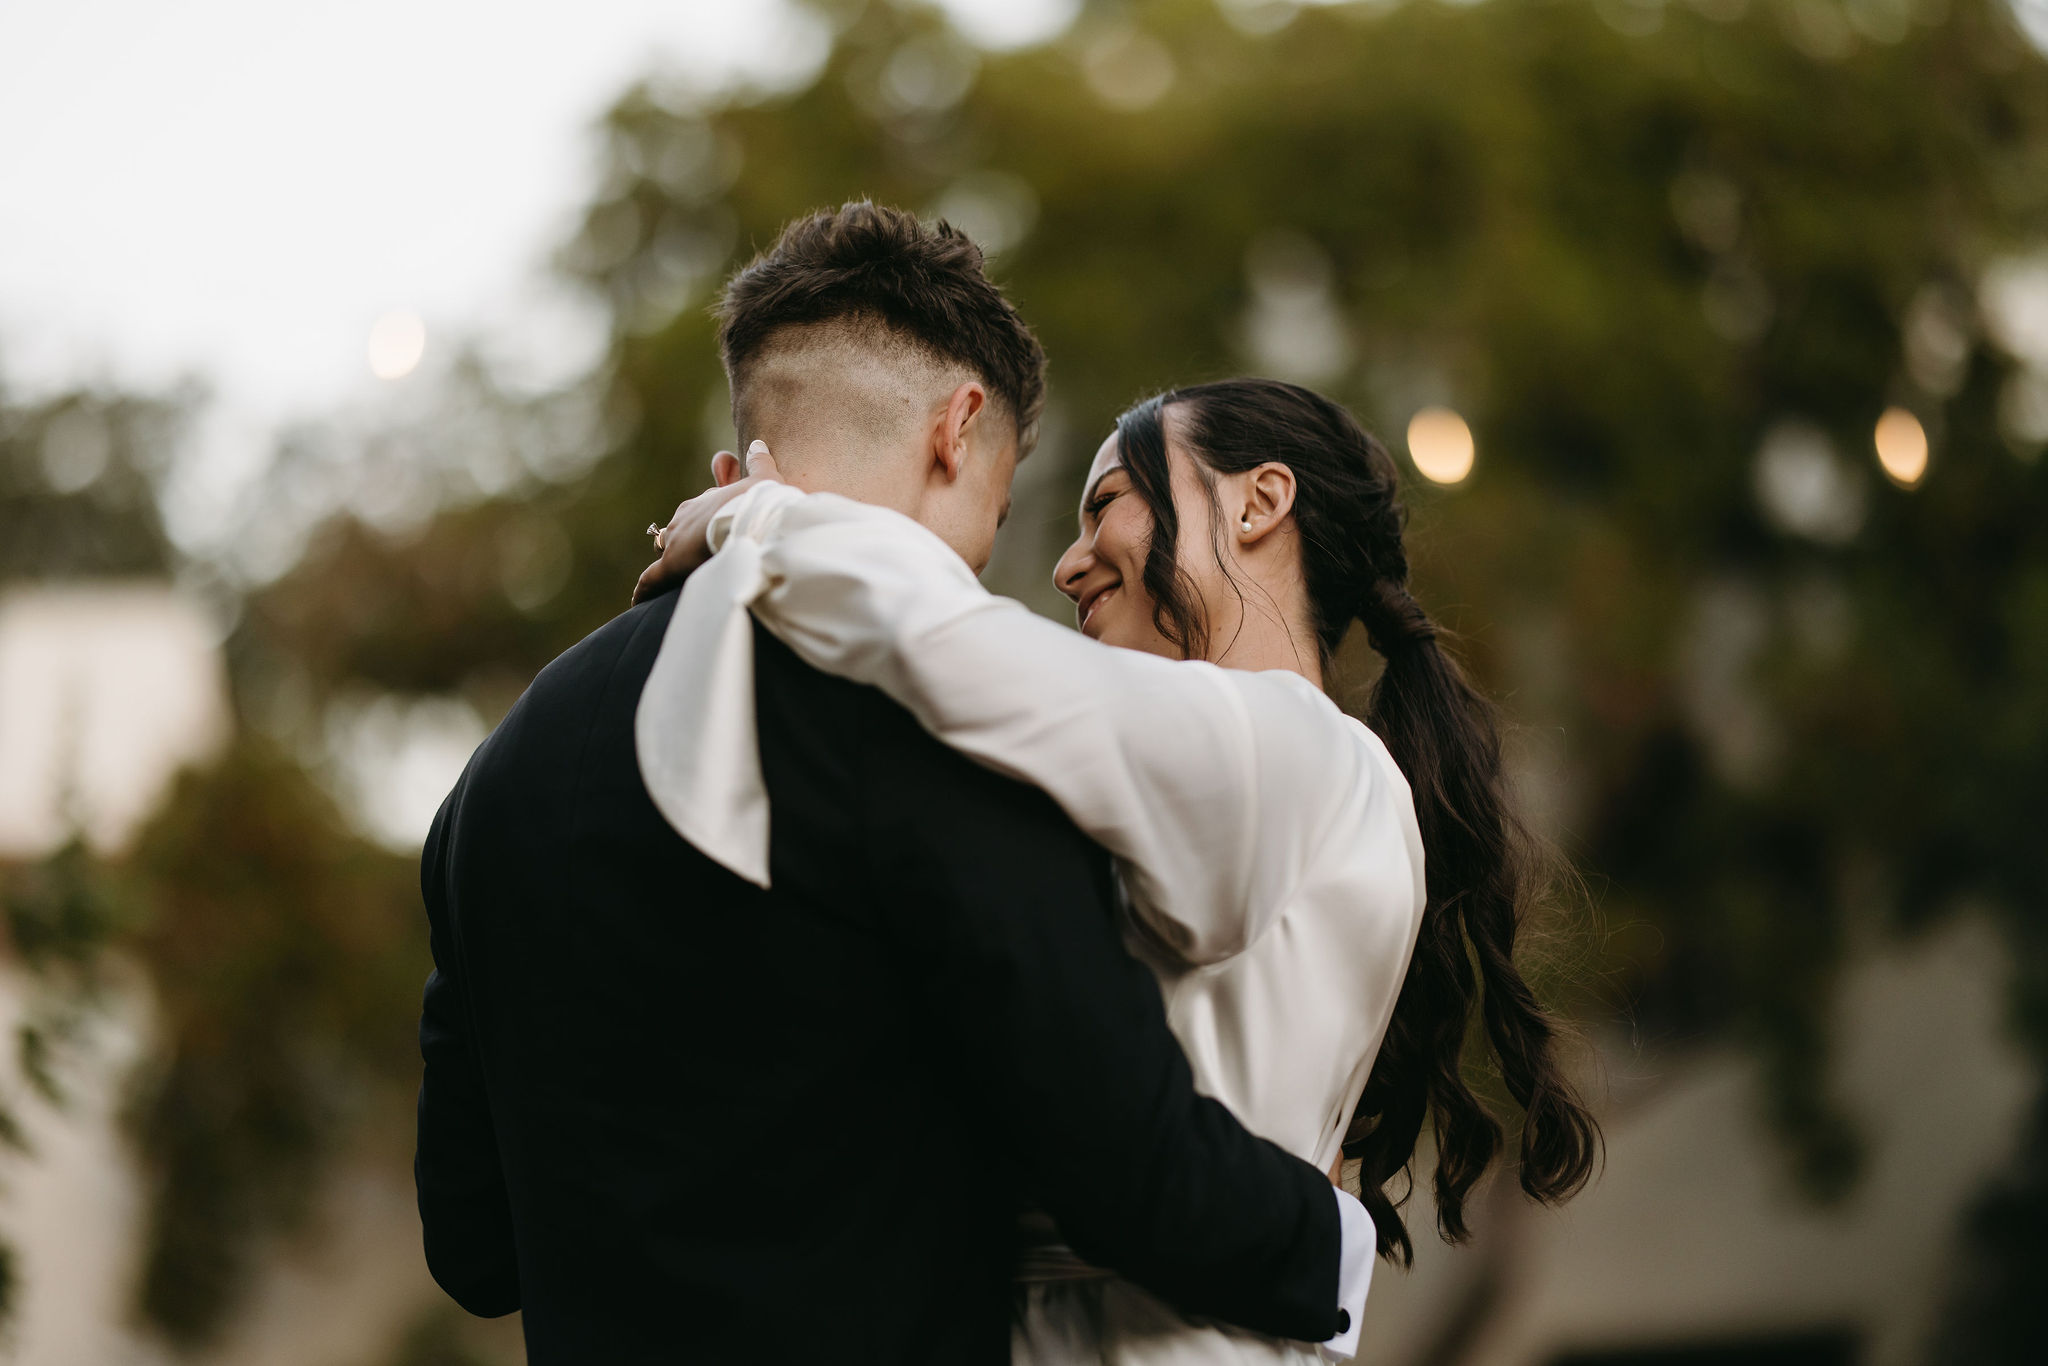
left=414, top=202, right=1598, bottom=1365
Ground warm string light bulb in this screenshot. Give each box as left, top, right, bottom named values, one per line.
left=1874, top=407, right=1929, bottom=487
left=1406, top=407, right=1475, bottom=484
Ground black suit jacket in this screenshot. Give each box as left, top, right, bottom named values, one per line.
left=416, top=590, right=1341, bottom=1364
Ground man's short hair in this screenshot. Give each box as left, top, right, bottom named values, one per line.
left=715, top=202, right=1047, bottom=452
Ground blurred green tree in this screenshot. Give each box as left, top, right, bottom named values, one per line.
left=0, top=381, right=187, bottom=581
left=122, top=741, right=425, bottom=1348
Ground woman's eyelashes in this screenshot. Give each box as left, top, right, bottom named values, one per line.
left=1084, top=488, right=1122, bottom=521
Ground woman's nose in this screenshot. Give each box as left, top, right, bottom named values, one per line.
left=1052, top=537, right=1090, bottom=602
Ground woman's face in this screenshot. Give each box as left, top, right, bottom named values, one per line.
left=1054, top=418, right=1228, bottom=660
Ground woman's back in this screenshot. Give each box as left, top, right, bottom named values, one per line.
left=1134, top=676, right=1423, bottom=1173
left=1010, top=675, right=1423, bottom=1366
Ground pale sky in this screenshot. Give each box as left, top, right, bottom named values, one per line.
left=0, top=0, right=1070, bottom=438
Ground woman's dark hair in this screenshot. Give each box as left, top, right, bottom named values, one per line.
left=1113, top=378, right=1599, bottom=1261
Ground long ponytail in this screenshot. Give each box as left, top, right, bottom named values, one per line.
left=1350, top=581, right=1598, bottom=1258
left=1113, top=380, right=1600, bottom=1260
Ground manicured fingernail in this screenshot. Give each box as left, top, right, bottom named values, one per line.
left=747, top=439, right=769, bottom=458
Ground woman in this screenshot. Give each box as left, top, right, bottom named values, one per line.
left=643, top=378, right=1598, bottom=1363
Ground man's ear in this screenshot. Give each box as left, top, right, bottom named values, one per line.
left=931, top=380, right=988, bottom=483
left=1238, top=461, right=1299, bottom=545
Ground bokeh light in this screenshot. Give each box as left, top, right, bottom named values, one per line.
left=1755, top=421, right=1865, bottom=543
left=1406, top=406, right=1475, bottom=484
left=367, top=310, right=427, bottom=380
left=1082, top=25, right=1176, bottom=110
left=1874, top=406, right=1929, bottom=487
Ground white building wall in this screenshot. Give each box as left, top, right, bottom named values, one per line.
left=0, top=583, right=231, bottom=857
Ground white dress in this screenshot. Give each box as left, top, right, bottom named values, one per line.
left=708, top=485, right=1428, bottom=1364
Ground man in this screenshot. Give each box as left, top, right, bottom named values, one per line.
left=415, top=202, right=1370, bottom=1364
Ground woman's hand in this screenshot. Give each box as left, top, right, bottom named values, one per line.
left=631, top=441, right=784, bottom=605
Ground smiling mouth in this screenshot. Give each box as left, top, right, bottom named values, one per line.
left=1079, top=583, right=1120, bottom=634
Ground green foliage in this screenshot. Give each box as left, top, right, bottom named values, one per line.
left=4, top=835, right=135, bottom=1111
left=6, top=836, right=136, bottom=975
left=0, top=836, right=144, bottom=1330
left=0, top=382, right=187, bottom=581
left=120, top=742, right=427, bottom=1348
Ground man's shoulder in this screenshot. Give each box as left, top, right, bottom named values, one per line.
left=455, top=592, right=680, bottom=815
left=509, top=591, right=679, bottom=724
left=752, top=624, right=1104, bottom=863
left=750, top=618, right=940, bottom=762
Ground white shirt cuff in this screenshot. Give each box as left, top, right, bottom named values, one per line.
left=1318, top=1186, right=1374, bottom=1361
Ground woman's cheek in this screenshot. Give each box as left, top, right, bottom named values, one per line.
left=1104, top=509, right=1146, bottom=579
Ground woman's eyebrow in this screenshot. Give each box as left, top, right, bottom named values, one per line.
left=1082, top=467, right=1124, bottom=505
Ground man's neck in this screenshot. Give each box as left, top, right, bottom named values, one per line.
left=756, top=432, right=924, bottom=520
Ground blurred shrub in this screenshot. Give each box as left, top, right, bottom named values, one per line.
left=0, top=836, right=138, bottom=1327
left=0, top=383, right=188, bottom=581
left=120, top=741, right=426, bottom=1347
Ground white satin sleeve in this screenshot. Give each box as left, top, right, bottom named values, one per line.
left=710, top=482, right=1358, bottom=966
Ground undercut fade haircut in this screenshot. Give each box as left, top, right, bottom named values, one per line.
left=715, top=201, right=1047, bottom=452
